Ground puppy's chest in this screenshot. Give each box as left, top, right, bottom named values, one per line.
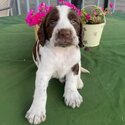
left=52, top=47, right=80, bottom=77
left=54, top=57, right=71, bottom=75
left=40, top=46, right=80, bottom=78
left=53, top=59, right=73, bottom=78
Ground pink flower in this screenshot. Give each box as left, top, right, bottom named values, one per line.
left=25, top=2, right=53, bottom=26
left=85, top=14, right=91, bottom=20
left=93, top=10, right=97, bottom=16
left=101, top=7, right=104, bottom=11
left=25, top=2, right=81, bottom=27
left=38, top=2, right=46, bottom=12
left=77, top=9, right=82, bottom=16
left=47, top=6, right=53, bottom=13
left=25, top=9, right=45, bottom=26
left=64, top=2, right=81, bottom=16
left=109, top=2, right=114, bottom=9
left=64, top=2, right=77, bottom=10
left=38, top=2, right=53, bottom=14
left=59, top=0, right=64, bottom=3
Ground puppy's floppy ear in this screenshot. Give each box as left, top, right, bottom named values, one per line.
left=79, top=19, right=84, bottom=48
left=37, top=19, right=46, bottom=46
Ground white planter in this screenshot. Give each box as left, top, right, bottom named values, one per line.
left=82, top=22, right=105, bottom=47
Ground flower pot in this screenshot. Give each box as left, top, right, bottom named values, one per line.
left=81, top=5, right=106, bottom=47
left=83, top=22, right=105, bottom=47
left=34, top=25, right=39, bottom=41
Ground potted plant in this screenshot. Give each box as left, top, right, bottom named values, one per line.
left=81, top=4, right=113, bottom=47
left=81, top=5, right=106, bottom=47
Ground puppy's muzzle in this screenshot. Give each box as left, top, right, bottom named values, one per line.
left=55, top=28, right=73, bottom=47
left=58, top=29, right=71, bottom=39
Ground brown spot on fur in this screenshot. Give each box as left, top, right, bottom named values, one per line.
left=72, top=63, right=79, bottom=75
left=32, top=40, right=41, bottom=61
left=33, top=42, right=37, bottom=61
left=37, top=7, right=59, bottom=46
left=37, top=21, right=46, bottom=46
left=45, top=7, right=59, bottom=40
left=68, top=9, right=84, bottom=47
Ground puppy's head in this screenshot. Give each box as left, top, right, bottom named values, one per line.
left=38, top=5, right=84, bottom=47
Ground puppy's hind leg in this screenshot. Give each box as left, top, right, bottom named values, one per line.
left=59, top=77, right=66, bottom=84
left=77, top=62, right=84, bottom=89
left=77, top=77, right=84, bottom=89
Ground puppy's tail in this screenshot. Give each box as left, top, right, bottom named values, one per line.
left=81, top=67, right=90, bottom=74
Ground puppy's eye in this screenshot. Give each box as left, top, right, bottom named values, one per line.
left=70, top=20, right=77, bottom=25
left=50, top=19, right=57, bottom=26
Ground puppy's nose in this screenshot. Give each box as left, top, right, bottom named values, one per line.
left=58, top=29, right=71, bottom=39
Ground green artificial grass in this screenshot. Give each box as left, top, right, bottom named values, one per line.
left=0, top=14, right=125, bottom=125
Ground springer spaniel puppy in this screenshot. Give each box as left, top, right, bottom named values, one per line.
left=26, top=5, right=85, bottom=124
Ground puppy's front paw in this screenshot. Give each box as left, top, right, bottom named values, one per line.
left=63, top=89, right=83, bottom=108
left=25, top=106, right=46, bottom=124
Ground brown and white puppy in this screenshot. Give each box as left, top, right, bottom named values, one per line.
left=26, top=5, right=85, bottom=124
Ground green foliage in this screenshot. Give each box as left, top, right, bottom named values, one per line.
left=81, top=6, right=105, bottom=24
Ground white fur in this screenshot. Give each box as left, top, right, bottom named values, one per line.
left=25, top=6, right=84, bottom=124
